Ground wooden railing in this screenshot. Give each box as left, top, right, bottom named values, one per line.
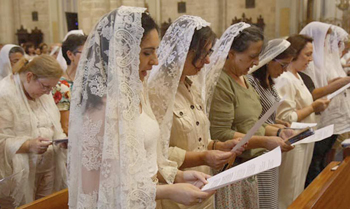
left=289, top=156, right=350, bottom=208
left=17, top=189, right=68, bottom=209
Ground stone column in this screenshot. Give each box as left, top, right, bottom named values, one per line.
left=0, top=0, right=16, bottom=44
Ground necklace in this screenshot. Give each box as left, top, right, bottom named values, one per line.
left=65, top=68, right=76, bottom=81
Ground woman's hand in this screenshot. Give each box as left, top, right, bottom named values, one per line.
left=216, top=138, right=246, bottom=155
left=275, top=119, right=291, bottom=127
left=312, top=98, right=330, bottom=113
left=264, top=136, right=294, bottom=152
left=175, top=170, right=211, bottom=188
left=28, top=137, right=52, bottom=154
left=203, top=150, right=234, bottom=170
left=279, top=128, right=295, bottom=140
left=156, top=183, right=215, bottom=206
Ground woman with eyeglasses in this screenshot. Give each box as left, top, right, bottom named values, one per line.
left=247, top=39, right=296, bottom=127
left=52, top=34, right=87, bottom=135
left=0, top=55, right=67, bottom=207
left=244, top=39, right=296, bottom=209
left=209, top=26, right=294, bottom=209
left=148, top=17, right=246, bottom=209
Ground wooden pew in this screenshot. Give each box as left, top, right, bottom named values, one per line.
left=17, top=189, right=68, bottom=209
left=289, top=157, right=350, bottom=208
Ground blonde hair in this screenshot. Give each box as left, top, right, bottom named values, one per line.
left=12, top=55, right=63, bottom=79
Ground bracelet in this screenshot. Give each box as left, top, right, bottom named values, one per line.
left=277, top=128, right=282, bottom=137
left=212, top=140, right=219, bottom=150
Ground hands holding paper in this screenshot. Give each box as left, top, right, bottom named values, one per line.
left=265, top=136, right=294, bottom=152
left=168, top=170, right=215, bottom=205
left=312, top=98, right=330, bottom=113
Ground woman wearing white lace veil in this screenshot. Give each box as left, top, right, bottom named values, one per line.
left=68, top=7, right=214, bottom=209
left=299, top=23, right=350, bottom=186
left=0, top=44, right=24, bottom=81
left=209, top=25, right=294, bottom=209
left=148, top=17, right=247, bottom=209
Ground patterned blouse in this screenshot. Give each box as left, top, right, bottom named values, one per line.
left=52, top=77, right=73, bottom=111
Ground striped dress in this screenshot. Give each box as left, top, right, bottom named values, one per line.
left=247, top=74, right=280, bottom=209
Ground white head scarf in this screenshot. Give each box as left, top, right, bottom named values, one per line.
left=200, top=22, right=251, bottom=113
left=248, top=39, right=291, bottom=74
left=0, top=44, right=23, bottom=80
left=56, top=29, right=84, bottom=71
left=68, top=7, right=175, bottom=209
left=325, top=25, right=348, bottom=80
left=300, top=21, right=331, bottom=88
left=148, top=20, right=250, bottom=159
left=147, top=15, right=210, bottom=160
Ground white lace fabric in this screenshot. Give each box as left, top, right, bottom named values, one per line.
left=196, top=22, right=251, bottom=114
left=147, top=15, right=210, bottom=167
left=68, top=6, right=175, bottom=209
left=300, top=21, right=331, bottom=89
left=248, top=39, right=291, bottom=74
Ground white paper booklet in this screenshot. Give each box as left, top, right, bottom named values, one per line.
left=292, top=124, right=334, bottom=146
left=202, top=147, right=282, bottom=191
left=290, top=122, right=317, bottom=129
left=327, top=83, right=350, bottom=100
left=231, top=98, right=284, bottom=152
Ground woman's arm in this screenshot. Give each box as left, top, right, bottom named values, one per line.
left=312, top=77, right=350, bottom=100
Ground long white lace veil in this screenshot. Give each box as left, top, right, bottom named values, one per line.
left=197, top=22, right=251, bottom=114
left=300, top=21, right=331, bottom=88
left=326, top=25, right=348, bottom=80
left=68, top=6, right=157, bottom=209
left=248, top=39, right=291, bottom=74
left=147, top=15, right=210, bottom=167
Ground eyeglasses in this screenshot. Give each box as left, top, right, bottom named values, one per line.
left=199, top=48, right=214, bottom=60
left=36, top=79, right=53, bottom=92
left=274, top=59, right=289, bottom=70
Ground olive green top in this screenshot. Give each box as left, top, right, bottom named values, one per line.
left=209, top=70, right=266, bottom=160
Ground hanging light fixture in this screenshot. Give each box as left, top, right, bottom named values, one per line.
left=337, top=0, right=350, bottom=11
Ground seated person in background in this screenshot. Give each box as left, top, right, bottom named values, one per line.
left=0, top=44, right=24, bottom=80
left=0, top=55, right=67, bottom=207
left=52, top=34, right=87, bottom=135
left=23, top=42, right=36, bottom=60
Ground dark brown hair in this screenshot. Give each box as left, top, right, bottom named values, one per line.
left=287, top=34, right=313, bottom=61
left=252, top=45, right=296, bottom=89
left=231, top=25, right=264, bottom=52
left=189, top=26, right=216, bottom=64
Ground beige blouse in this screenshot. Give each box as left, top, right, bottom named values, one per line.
left=161, top=77, right=214, bottom=209
left=168, top=77, right=211, bottom=174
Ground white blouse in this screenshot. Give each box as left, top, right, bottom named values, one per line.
left=275, top=71, right=316, bottom=124
left=135, top=108, right=159, bottom=178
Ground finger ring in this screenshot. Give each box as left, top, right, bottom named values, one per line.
left=198, top=198, right=202, bottom=203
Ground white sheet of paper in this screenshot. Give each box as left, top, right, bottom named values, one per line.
left=231, top=98, right=284, bottom=152
left=292, top=124, right=334, bottom=146
left=327, top=83, right=350, bottom=100
left=290, top=122, right=317, bottom=129
left=202, top=147, right=282, bottom=191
